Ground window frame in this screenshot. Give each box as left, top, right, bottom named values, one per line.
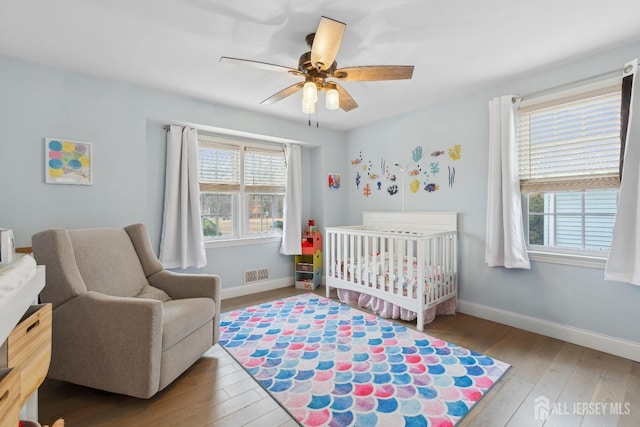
left=197, top=133, right=286, bottom=248
left=517, top=76, right=623, bottom=268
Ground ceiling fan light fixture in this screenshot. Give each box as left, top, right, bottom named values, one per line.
left=325, top=84, right=339, bottom=110
left=302, top=98, right=316, bottom=114
left=302, top=81, right=318, bottom=103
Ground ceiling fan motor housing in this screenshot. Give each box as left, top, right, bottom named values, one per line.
left=298, top=52, right=338, bottom=90
left=298, top=52, right=337, bottom=74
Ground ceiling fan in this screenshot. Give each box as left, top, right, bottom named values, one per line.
left=220, top=16, right=414, bottom=113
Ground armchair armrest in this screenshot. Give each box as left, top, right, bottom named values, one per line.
left=148, top=270, right=221, bottom=300
left=148, top=270, right=221, bottom=344
left=52, top=291, right=164, bottom=398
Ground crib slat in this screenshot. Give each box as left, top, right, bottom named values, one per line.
left=371, top=236, right=378, bottom=289
left=395, top=237, right=400, bottom=295
left=358, top=234, right=363, bottom=284
left=363, top=235, right=370, bottom=289
left=331, top=232, right=336, bottom=277
left=416, top=233, right=425, bottom=306
left=407, top=239, right=414, bottom=295
left=380, top=236, right=386, bottom=290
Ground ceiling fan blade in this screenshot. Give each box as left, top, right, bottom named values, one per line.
left=310, top=16, right=346, bottom=71
left=260, top=82, right=304, bottom=105
left=220, top=56, right=301, bottom=75
left=333, top=65, right=414, bottom=81
left=333, top=83, right=358, bottom=112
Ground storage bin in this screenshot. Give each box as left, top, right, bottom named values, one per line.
left=6, top=304, right=52, bottom=407
left=295, top=279, right=318, bottom=290
left=0, top=368, right=20, bottom=427
left=296, top=263, right=314, bottom=272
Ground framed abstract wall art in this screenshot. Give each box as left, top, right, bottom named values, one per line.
left=328, top=173, right=341, bottom=190
left=45, top=138, right=93, bottom=185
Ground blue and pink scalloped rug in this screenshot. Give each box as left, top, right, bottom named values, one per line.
left=219, top=293, right=509, bottom=427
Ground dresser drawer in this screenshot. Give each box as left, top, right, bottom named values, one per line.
left=0, top=368, right=21, bottom=427
left=6, top=303, right=52, bottom=406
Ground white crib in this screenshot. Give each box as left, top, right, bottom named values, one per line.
left=325, top=212, right=457, bottom=331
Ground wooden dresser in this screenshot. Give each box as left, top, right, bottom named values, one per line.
left=0, top=265, right=50, bottom=426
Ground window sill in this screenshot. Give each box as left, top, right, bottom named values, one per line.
left=528, top=250, right=607, bottom=269
left=204, top=235, right=282, bottom=249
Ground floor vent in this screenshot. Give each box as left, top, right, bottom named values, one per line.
left=244, top=268, right=269, bottom=284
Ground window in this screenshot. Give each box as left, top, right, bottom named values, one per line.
left=525, top=190, right=617, bottom=252
left=197, top=133, right=286, bottom=243
left=517, top=77, right=622, bottom=263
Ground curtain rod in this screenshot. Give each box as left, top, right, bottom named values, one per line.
left=163, top=125, right=287, bottom=149
left=514, top=66, right=626, bottom=103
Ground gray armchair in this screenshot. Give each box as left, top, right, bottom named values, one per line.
left=32, top=224, right=220, bottom=399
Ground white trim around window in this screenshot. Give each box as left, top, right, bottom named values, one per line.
left=204, top=235, right=282, bottom=249
left=527, top=248, right=607, bottom=269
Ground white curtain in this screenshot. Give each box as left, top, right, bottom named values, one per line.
left=159, top=126, right=207, bottom=269
left=485, top=96, right=531, bottom=269
left=280, top=143, right=302, bottom=255
left=606, top=59, right=640, bottom=285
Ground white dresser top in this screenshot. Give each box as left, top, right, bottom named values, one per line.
left=0, top=256, right=45, bottom=345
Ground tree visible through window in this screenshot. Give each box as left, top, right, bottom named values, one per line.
left=201, top=193, right=233, bottom=237
left=528, top=193, right=544, bottom=245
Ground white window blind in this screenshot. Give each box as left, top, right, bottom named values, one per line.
left=517, top=80, right=622, bottom=193
left=198, top=135, right=241, bottom=192
left=244, top=147, right=286, bottom=193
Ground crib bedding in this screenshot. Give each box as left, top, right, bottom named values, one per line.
left=339, top=258, right=455, bottom=296
left=337, top=288, right=456, bottom=324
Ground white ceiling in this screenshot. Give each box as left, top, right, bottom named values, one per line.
left=2, top=0, right=640, bottom=131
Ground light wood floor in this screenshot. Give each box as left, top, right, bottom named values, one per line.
left=39, top=286, right=640, bottom=427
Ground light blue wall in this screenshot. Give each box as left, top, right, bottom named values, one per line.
left=0, top=54, right=347, bottom=288
left=343, top=41, right=640, bottom=343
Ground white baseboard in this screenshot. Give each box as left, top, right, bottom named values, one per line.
left=221, top=277, right=294, bottom=300
left=457, top=299, right=640, bottom=363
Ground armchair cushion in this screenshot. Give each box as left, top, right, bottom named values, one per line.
left=68, top=228, right=149, bottom=297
